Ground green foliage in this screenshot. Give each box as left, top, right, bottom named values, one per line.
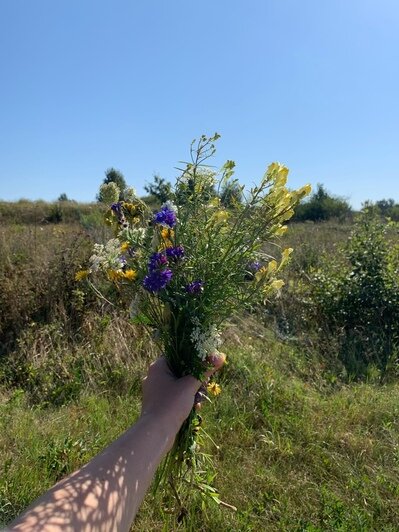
left=1, top=331, right=399, bottom=530
left=362, top=198, right=399, bottom=221
left=220, top=180, right=243, bottom=208
left=45, top=203, right=63, bottom=223
left=310, top=215, right=399, bottom=378
left=144, top=174, right=172, bottom=204
left=0, top=200, right=106, bottom=225
left=103, top=167, right=127, bottom=200
left=294, top=184, right=352, bottom=222
left=57, top=193, right=69, bottom=202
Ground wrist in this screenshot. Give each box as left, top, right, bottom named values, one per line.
left=138, top=410, right=178, bottom=453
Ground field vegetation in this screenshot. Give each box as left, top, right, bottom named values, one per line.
left=1, top=200, right=399, bottom=530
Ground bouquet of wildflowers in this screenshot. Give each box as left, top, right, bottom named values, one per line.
left=77, top=134, right=310, bottom=505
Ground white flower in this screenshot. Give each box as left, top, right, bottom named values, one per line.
left=163, top=200, right=178, bottom=213
left=89, top=239, right=122, bottom=272
left=190, top=322, right=222, bottom=361
left=123, top=187, right=137, bottom=202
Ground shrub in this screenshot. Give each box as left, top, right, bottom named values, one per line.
left=309, top=215, right=399, bottom=378
left=362, top=198, right=399, bottom=222
left=293, top=184, right=351, bottom=222
left=144, top=174, right=172, bottom=204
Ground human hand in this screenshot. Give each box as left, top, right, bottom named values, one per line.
left=141, top=354, right=225, bottom=437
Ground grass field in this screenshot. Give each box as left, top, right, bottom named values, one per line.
left=1, top=202, right=398, bottom=531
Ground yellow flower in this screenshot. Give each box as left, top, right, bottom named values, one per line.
left=279, top=248, right=293, bottom=269
left=270, top=279, right=285, bottom=290
left=267, top=259, right=278, bottom=274
left=121, top=241, right=130, bottom=252
left=274, top=225, right=288, bottom=236
left=214, top=210, right=229, bottom=223
left=255, top=266, right=269, bottom=282
left=298, top=184, right=312, bottom=198
left=75, top=270, right=90, bottom=282
left=159, top=228, right=174, bottom=249
left=123, top=269, right=137, bottom=281
left=107, top=269, right=123, bottom=282
left=161, top=228, right=174, bottom=240
left=207, top=382, right=221, bottom=396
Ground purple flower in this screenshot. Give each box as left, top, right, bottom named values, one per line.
left=127, top=247, right=136, bottom=258
left=248, top=261, right=261, bottom=273
left=185, top=280, right=204, bottom=295
left=143, top=269, right=173, bottom=293
left=165, top=245, right=185, bottom=261
left=148, top=252, right=168, bottom=272
left=119, top=255, right=127, bottom=267
left=111, top=202, right=128, bottom=227
left=245, top=261, right=261, bottom=280
left=153, top=204, right=177, bottom=228
left=111, top=202, right=123, bottom=215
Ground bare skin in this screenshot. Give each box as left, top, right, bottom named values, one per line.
left=8, top=354, right=225, bottom=532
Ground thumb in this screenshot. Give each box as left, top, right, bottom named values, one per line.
left=204, top=352, right=226, bottom=380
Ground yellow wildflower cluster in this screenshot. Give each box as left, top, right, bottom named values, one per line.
left=159, top=228, right=174, bottom=249
left=207, top=382, right=221, bottom=396
left=75, top=270, right=90, bottom=282
left=107, top=269, right=137, bottom=282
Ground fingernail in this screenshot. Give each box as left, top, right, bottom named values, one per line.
left=208, top=352, right=226, bottom=366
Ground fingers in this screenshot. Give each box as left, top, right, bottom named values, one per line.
left=194, top=353, right=226, bottom=409
left=204, top=352, right=226, bottom=380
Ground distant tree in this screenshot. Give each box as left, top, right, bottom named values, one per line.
left=175, top=168, right=217, bottom=206
left=376, top=198, right=395, bottom=215
left=362, top=198, right=399, bottom=221
left=58, top=193, right=69, bottom=202
left=144, top=174, right=172, bottom=204
left=293, top=184, right=352, bottom=222
left=220, top=181, right=243, bottom=208
left=103, top=168, right=127, bottom=200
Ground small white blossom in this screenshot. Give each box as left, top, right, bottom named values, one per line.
left=163, top=200, right=178, bottom=213
left=89, top=239, right=122, bottom=272
left=98, top=182, right=120, bottom=204
left=123, top=187, right=137, bottom=202
left=190, top=322, right=222, bottom=361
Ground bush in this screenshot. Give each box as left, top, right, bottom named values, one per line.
left=362, top=198, right=399, bottom=222
left=144, top=174, right=172, bottom=204
left=293, top=184, right=352, bottom=222
left=309, top=215, right=399, bottom=378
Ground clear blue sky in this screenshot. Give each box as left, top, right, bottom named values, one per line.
left=1, top=0, right=398, bottom=208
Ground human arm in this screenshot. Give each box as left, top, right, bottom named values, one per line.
left=8, top=355, right=224, bottom=532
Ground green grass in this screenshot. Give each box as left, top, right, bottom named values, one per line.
left=1, top=214, right=399, bottom=530
left=1, top=327, right=399, bottom=531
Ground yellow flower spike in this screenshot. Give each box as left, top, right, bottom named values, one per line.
left=209, top=197, right=221, bottom=208
left=161, top=228, right=175, bottom=240
left=75, top=270, right=90, bottom=282
left=107, top=269, right=124, bottom=282
left=298, top=184, right=312, bottom=198
left=207, top=382, right=221, bottom=396
left=121, top=241, right=130, bottom=252
left=275, top=165, right=289, bottom=187
left=214, top=210, right=229, bottom=223
left=274, top=225, right=288, bottom=236
left=270, top=279, right=285, bottom=290
left=255, top=266, right=268, bottom=282
left=267, top=260, right=278, bottom=275
left=123, top=269, right=138, bottom=281
left=278, top=209, right=295, bottom=222
left=267, top=162, right=279, bottom=175
left=279, top=248, right=293, bottom=269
